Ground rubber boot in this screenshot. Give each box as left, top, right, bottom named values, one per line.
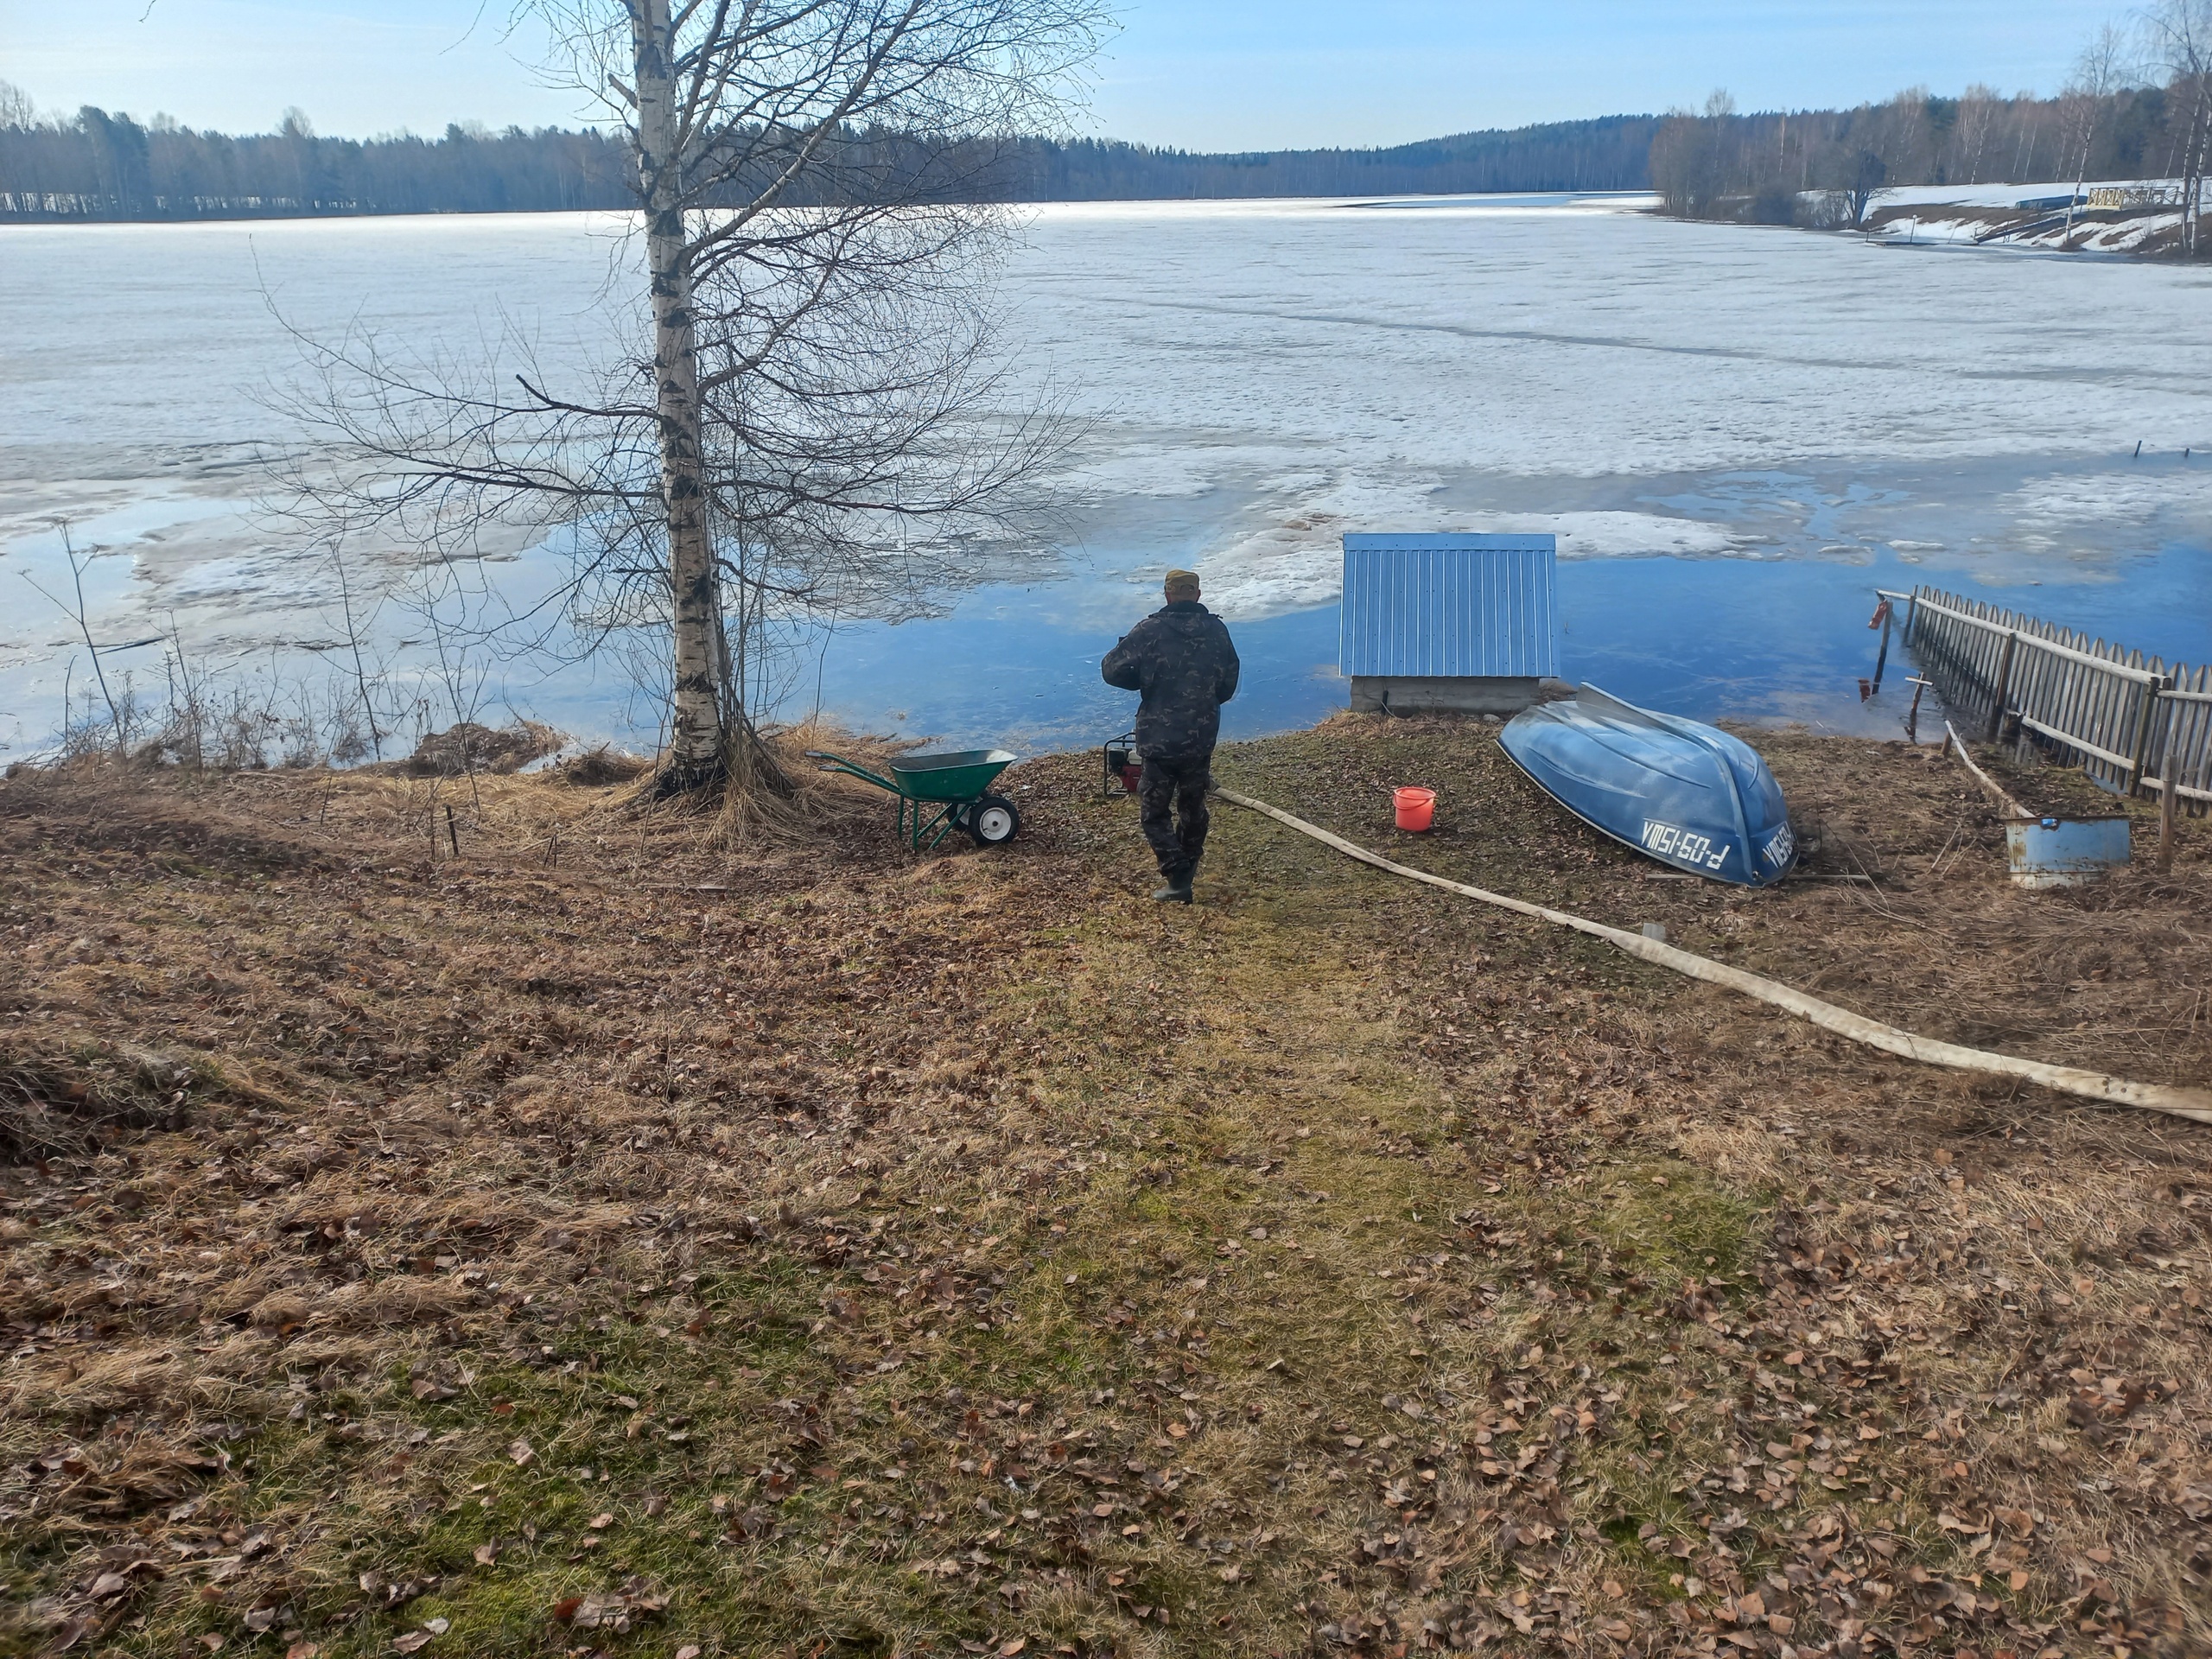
left=1152, top=868, right=1193, bottom=905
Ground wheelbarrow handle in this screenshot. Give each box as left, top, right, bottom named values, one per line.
left=804, top=750, right=900, bottom=793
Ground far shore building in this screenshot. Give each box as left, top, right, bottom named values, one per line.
left=1340, top=532, right=1569, bottom=716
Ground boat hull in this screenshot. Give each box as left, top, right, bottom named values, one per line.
left=1499, top=686, right=1797, bottom=887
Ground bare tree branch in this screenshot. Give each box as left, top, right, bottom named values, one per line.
left=273, top=0, right=1109, bottom=801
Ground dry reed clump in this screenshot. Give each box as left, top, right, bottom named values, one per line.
left=680, top=716, right=931, bottom=846
left=0, top=1039, right=196, bottom=1160
left=10, top=1344, right=191, bottom=1420
left=14, top=1427, right=226, bottom=1519
left=388, top=720, right=567, bottom=779
left=551, top=744, right=653, bottom=787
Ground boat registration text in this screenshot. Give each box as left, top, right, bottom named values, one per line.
left=1640, top=819, right=1728, bottom=870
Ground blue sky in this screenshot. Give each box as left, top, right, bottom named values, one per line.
left=1, top=0, right=2135, bottom=149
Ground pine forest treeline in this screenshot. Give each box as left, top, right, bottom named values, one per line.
left=0, top=80, right=2205, bottom=226
left=0, top=106, right=1656, bottom=221
left=0, top=111, right=629, bottom=220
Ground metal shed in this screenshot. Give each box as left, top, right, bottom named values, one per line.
left=1339, top=532, right=1566, bottom=715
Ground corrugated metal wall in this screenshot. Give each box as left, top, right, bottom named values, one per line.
left=1338, top=534, right=1560, bottom=678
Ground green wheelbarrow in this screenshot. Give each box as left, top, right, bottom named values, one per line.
left=805, top=747, right=1022, bottom=852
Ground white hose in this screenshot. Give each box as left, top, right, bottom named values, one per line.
left=1945, top=721, right=2029, bottom=819
left=1215, top=786, right=2212, bottom=1128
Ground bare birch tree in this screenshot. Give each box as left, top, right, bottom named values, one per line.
left=1953, top=85, right=2002, bottom=183
left=2062, top=26, right=2129, bottom=246
left=281, top=0, right=1107, bottom=802
left=2145, top=0, right=2212, bottom=256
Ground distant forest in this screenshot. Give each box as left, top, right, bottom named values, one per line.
left=1649, top=82, right=2201, bottom=228
left=2, top=75, right=2204, bottom=226
left=0, top=100, right=1656, bottom=220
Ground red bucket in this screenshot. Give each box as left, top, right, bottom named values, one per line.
left=1394, top=786, right=1436, bottom=832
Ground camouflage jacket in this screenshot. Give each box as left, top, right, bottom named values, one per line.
left=1101, top=601, right=1242, bottom=760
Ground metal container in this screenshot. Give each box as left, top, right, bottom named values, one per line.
left=2004, top=816, right=2131, bottom=888
left=1341, top=533, right=1562, bottom=715
left=1339, top=533, right=1560, bottom=680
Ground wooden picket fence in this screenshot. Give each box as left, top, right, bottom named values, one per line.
left=1890, top=586, right=2211, bottom=817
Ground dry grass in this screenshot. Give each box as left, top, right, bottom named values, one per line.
left=0, top=718, right=2206, bottom=1658
left=0, top=1039, right=196, bottom=1161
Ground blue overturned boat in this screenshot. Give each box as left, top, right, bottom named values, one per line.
left=1499, top=685, right=1798, bottom=887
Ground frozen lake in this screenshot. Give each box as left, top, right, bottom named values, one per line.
left=3, top=194, right=2209, bottom=760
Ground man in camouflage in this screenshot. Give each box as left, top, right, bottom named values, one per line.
left=1102, top=569, right=1242, bottom=904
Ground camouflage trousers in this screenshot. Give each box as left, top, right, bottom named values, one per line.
left=1138, top=753, right=1211, bottom=880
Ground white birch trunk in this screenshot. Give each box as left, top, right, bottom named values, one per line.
left=2190, top=77, right=2211, bottom=257
left=632, top=0, right=726, bottom=784
left=2065, top=127, right=2091, bottom=248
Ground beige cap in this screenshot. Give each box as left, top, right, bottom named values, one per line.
left=1163, top=569, right=1201, bottom=598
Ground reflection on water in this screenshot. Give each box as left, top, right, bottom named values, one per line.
left=810, top=540, right=2212, bottom=757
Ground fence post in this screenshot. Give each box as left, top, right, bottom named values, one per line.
left=1986, top=632, right=2018, bottom=743
left=2127, top=676, right=2164, bottom=794
left=2158, top=694, right=2180, bottom=873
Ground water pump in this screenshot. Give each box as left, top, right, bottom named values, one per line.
left=1100, top=729, right=1140, bottom=797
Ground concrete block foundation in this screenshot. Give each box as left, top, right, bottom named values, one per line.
left=1349, top=676, right=1572, bottom=716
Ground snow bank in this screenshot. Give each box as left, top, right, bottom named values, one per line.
left=1197, top=500, right=1751, bottom=620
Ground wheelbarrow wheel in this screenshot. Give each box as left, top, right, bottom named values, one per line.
left=965, top=795, right=1020, bottom=847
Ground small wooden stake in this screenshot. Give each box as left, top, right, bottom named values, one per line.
left=445, top=804, right=461, bottom=857
left=2159, top=770, right=2178, bottom=874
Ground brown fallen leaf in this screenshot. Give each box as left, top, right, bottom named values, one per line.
left=392, top=1632, right=433, bottom=1654
left=473, top=1542, right=499, bottom=1567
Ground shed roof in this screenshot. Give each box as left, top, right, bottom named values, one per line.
left=1339, top=533, right=1560, bottom=679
